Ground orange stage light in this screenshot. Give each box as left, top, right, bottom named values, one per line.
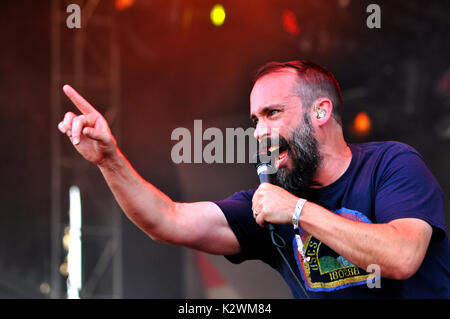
left=352, top=111, right=372, bottom=137
left=115, top=0, right=135, bottom=11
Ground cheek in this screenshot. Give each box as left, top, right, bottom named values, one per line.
left=277, top=120, right=299, bottom=140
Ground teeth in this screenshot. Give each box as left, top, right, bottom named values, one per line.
left=276, top=151, right=287, bottom=167
left=269, top=145, right=280, bottom=152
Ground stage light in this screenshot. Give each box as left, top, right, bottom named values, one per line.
left=62, top=226, right=70, bottom=250
left=115, top=0, right=134, bottom=11
left=282, top=10, right=300, bottom=36
left=338, top=0, right=351, bottom=8
left=352, top=111, right=372, bottom=137
left=210, top=4, right=226, bottom=27
left=67, top=185, right=82, bottom=299
left=40, top=282, right=51, bottom=295
left=59, top=262, right=68, bottom=276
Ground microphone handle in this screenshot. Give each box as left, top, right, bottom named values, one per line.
left=258, top=172, right=271, bottom=184
left=257, top=164, right=275, bottom=231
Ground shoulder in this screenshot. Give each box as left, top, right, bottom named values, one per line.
left=348, top=141, right=437, bottom=193
left=213, top=188, right=257, bottom=216
left=351, top=140, right=420, bottom=159
left=352, top=141, right=441, bottom=196
left=350, top=141, right=423, bottom=171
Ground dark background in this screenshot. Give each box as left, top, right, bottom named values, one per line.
left=0, top=0, right=448, bottom=298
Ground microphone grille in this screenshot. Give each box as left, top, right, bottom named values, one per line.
left=257, top=164, right=271, bottom=176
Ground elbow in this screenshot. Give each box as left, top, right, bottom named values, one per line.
left=139, top=208, right=177, bottom=244
left=147, top=201, right=185, bottom=246
left=147, top=231, right=164, bottom=243
left=391, top=266, right=416, bottom=281
left=145, top=225, right=175, bottom=245
left=390, top=252, right=421, bottom=280
left=138, top=221, right=165, bottom=243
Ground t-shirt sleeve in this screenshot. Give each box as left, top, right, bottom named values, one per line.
left=374, top=145, right=447, bottom=241
left=214, top=188, right=276, bottom=265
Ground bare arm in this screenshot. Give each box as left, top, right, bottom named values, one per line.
left=58, top=85, right=240, bottom=256
left=252, top=183, right=432, bottom=280
left=97, top=150, right=240, bottom=255
left=299, top=201, right=432, bottom=280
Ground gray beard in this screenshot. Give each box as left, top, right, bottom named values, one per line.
left=273, top=113, right=322, bottom=197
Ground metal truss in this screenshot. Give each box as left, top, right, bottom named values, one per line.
left=50, top=0, right=122, bottom=299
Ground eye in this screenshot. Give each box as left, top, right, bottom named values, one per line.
left=268, top=109, right=280, bottom=117
left=252, top=118, right=259, bottom=126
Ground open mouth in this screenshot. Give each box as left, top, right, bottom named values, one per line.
left=276, top=149, right=288, bottom=168
left=269, top=145, right=288, bottom=168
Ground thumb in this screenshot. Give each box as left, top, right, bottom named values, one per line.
left=82, top=127, right=108, bottom=143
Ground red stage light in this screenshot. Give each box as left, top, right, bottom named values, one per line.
left=282, top=10, right=300, bottom=36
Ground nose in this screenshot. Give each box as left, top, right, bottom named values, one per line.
left=254, top=120, right=270, bottom=142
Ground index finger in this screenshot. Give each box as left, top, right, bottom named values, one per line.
left=63, top=84, right=99, bottom=115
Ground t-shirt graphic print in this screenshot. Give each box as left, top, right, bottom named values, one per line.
left=293, top=207, right=372, bottom=292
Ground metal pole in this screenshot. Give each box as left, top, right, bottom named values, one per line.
left=50, top=0, right=62, bottom=299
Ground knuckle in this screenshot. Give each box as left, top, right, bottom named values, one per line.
left=82, top=127, right=90, bottom=135
left=73, top=115, right=87, bottom=129
left=75, top=114, right=85, bottom=123
left=62, top=115, right=74, bottom=128
left=63, top=112, right=75, bottom=121
left=71, top=116, right=79, bottom=125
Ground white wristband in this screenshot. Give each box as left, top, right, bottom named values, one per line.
left=293, top=198, right=309, bottom=263
left=292, top=198, right=307, bottom=229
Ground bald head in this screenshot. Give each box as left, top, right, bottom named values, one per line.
left=254, top=60, right=343, bottom=126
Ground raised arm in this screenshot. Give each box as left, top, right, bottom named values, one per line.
left=58, top=85, right=240, bottom=255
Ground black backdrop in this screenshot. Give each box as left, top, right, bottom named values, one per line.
left=0, top=0, right=448, bottom=298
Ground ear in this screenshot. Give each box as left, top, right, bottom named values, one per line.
left=311, top=98, right=333, bottom=127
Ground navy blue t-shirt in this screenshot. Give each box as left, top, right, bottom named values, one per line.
left=214, top=141, right=450, bottom=298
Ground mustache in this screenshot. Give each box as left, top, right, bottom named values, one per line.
left=277, top=135, right=290, bottom=152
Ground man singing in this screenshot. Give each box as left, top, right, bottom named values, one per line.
left=57, top=60, right=449, bottom=298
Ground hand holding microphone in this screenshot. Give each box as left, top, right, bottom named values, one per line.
left=253, top=144, right=276, bottom=231
left=252, top=140, right=299, bottom=229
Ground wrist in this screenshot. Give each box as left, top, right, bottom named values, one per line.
left=97, top=147, right=123, bottom=170
left=292, top=198, right=309, bottom=263
left=292, top=198, right=307, bottom=228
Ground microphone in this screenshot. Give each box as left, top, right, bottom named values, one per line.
left=256, top=162, right=272, bottom=184
left=256, top=163, right=276, bottom=232
left=253, top=138, right=278, bottom=183
left=253, top=144, right=278, bottom=232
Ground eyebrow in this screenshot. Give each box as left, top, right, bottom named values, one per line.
left=250, top=104, right=286, bottom=123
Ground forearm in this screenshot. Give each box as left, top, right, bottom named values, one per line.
left=299, top=202, right=419, bottom=280
left=97, top=150, right=240, bottom=254
left=97, top=149, right=175, bottom=240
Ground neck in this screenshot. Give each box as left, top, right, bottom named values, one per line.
left=312, top=127, right=352, bottom=188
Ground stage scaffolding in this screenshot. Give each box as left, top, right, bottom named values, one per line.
left=50, top=0, right=122, bottom=299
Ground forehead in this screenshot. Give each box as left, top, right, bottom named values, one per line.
left=250, top=68, right=300, bottom=113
